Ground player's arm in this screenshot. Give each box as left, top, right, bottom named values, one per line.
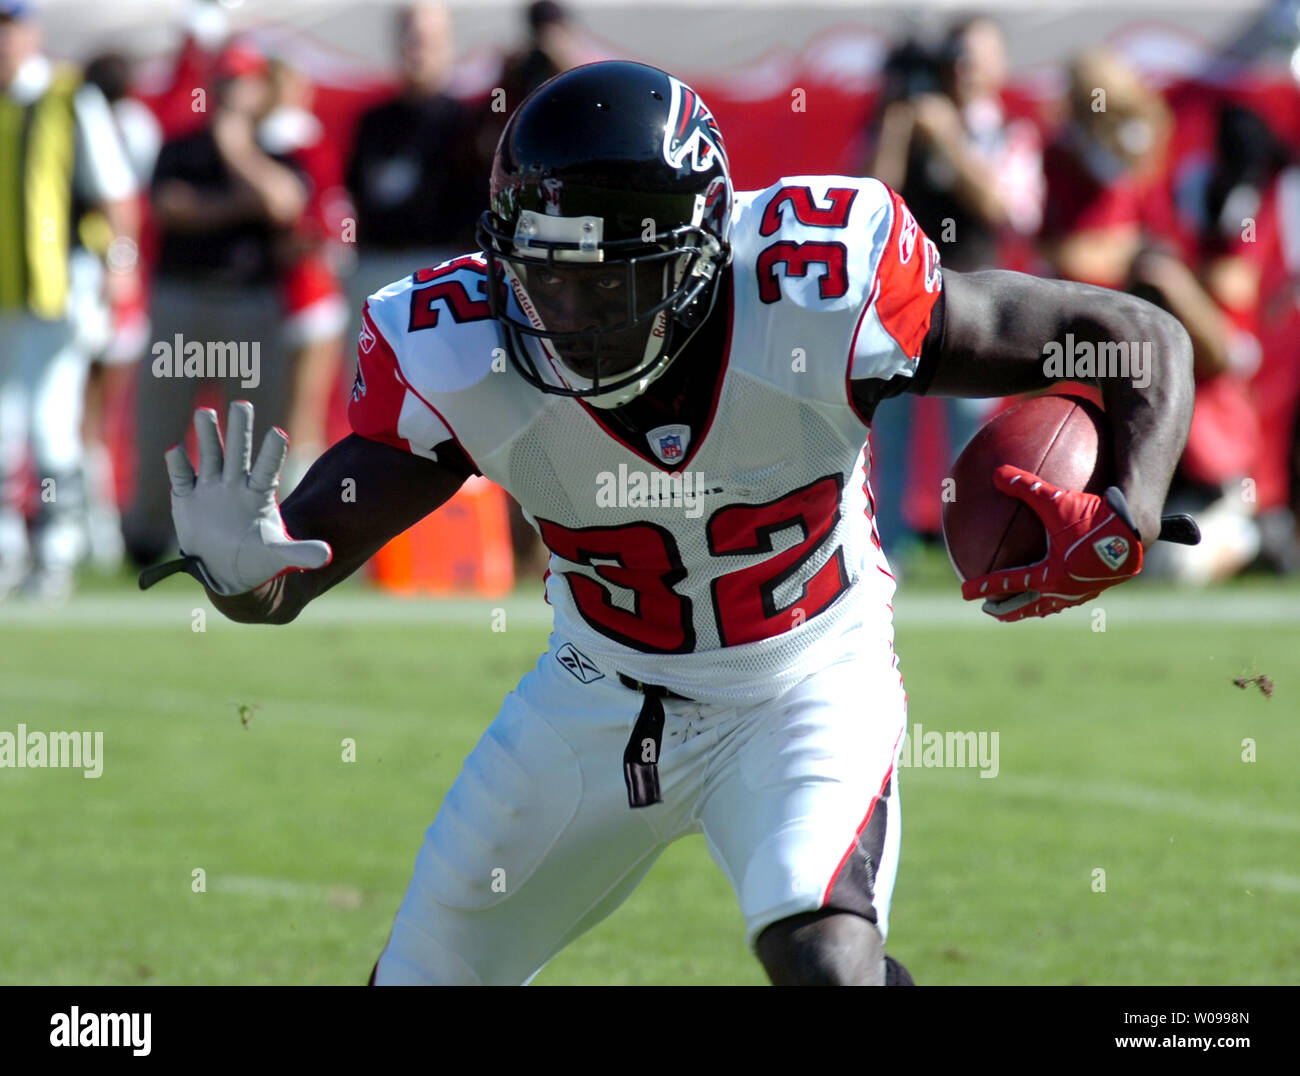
left=141, top=402, right=469, bottom=624
left=918, top=268, right=1194, bottom=548
left=210, top=428, right=470, bottom=624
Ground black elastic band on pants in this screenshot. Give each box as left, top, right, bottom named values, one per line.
left=621, top=681, right=668, bottom=808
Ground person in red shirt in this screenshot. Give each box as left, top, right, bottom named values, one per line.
left=1137, top=105, right=1298, bottom=579
left=257, top=57, right=352, bottom=491
left=1041, top=49, right=1171, bottom=290
left=122, top=41, right=307, bottom=567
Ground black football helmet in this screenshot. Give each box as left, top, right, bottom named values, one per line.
left=477, top=61, right=733, bottom=408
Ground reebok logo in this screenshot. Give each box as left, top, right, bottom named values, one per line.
left=556, top=643, right=604, bottom=684
left=358, top=319, right=376, bottom=354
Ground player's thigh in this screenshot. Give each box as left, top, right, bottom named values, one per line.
left=699, top=637, right=908, bottom=950
left=376, top=651, right=673, bottom=985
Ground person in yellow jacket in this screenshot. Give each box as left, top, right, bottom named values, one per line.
left=0, top=0, right=139, bottom=600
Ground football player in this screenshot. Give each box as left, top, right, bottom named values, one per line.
left=142, top=62, right=1193, bottom=985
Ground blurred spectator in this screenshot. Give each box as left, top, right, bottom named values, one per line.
left=1040, top=49, right=1171, bottom=288
left=502, top=2, right=583, bottom=103
left=1275, top=162, right=1300, bottom=552
left=1141, top=105, right=1298, bottom=580
left=122, top=41, right=306, bottom=566
left=79, top=50, right=159, bottom=572
left=344, top=0, right=480, bottom=335
left=864, top=16, right=1043, bottom=570
left=84, top=52, right=162, bottom=187
left=147, top=0, right=233, bottom=141
left=258, top=56, right=351, bottom=491
left=1040, top=53, right=1279, bottom=581
left=474, top=1, right=584, bottom=175
left=869, top=17, right=1042, bottom=270
left=0, top=0, right=140, bottom=600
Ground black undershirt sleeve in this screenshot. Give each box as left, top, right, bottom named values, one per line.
left=207, top=434, right=472, bottom=624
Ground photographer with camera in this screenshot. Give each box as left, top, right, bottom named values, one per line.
left=864, top=16, right=1043, bottom=570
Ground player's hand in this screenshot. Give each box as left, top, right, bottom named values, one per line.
left=959, top=464, right=1143, bottom=622
left=139, top=401, right=332, bottom=596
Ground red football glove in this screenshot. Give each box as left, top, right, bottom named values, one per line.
left=960, top=465, right=1144, bottom=622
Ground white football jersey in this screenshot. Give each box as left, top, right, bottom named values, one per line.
left=350, top=175, right=942, bottom=703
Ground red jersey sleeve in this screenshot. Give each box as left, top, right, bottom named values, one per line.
left=847, top=185, right=942, bottom=388
left=347, top=301, right=476, bottom=477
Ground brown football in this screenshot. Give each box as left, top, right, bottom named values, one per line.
left=942, top=394, right=1113, bottom=582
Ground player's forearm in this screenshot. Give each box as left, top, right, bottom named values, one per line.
left=206, top=433, right=469, bottom=625
left=205, top=542, right=370, bottom=625
left=205, top=571, right=314, bottom=625
left=931, top=270, right=1194, bottom=545
left=1025, top=277, right=1195, bottom=545
left=1024, top=281, right=1194, bottom=546
left=1091, top=298, right=1194, bottom=546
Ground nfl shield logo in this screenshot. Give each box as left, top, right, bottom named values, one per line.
left=647, top=423, right=691, bottom=466
left=1093, top=535, right=1130, bottom=570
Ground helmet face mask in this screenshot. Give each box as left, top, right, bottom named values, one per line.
left=477, top=61, right=733, bottom=409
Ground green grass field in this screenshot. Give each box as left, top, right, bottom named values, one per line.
left=1, top=563, right=1296, bottom=985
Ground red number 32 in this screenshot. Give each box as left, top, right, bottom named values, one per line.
left=756, top=185, right=857, bottom=305
left=537, top=475, right=849, bottom=654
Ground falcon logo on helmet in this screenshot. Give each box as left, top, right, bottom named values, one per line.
left=663, top=77, right=727, bottom=173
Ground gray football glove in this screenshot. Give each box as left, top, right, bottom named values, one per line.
left=138, top=401, right=331, bottom=595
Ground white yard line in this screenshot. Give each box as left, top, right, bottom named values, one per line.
left=2, top=587, right=1298, bottom=628
left=0, top=674, right=432, bottom=726
left=1235, top=871, right=1300, bottom=894
left=990, top=774, right=1300, bottom=834
left=0, top=592, right=554, bottom=628
left=6, top=670, right=1294, bottom=836
left=210, top=875, right=364, bottom=908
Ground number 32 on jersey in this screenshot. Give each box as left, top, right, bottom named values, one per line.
left=537, top=474, right=849, bottom=654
